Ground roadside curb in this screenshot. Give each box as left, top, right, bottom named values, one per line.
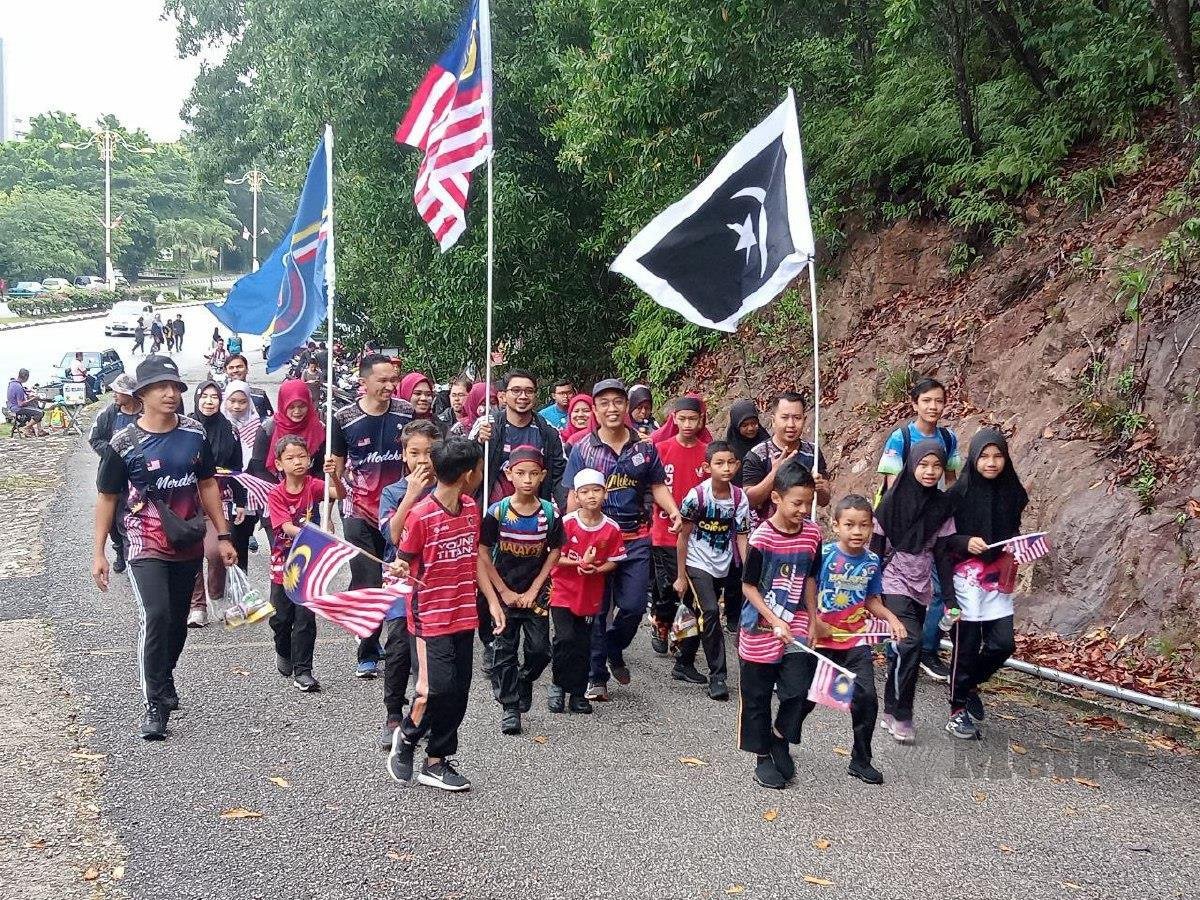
left=0, top=299, right=216, bottom=333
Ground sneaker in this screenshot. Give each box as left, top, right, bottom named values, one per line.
left=186, top=607, right=209, bottom=628
left=946, top=709, right=979, bottom=740
left=672, top=662, right=707, bottom=685
left=355, top=660, right=379, bottom=679
left=162, top=686, right=180, bottom=713
left=584, top=681, right=610, bottom=702
left=276, top=653, right=293, bottom=677
left=769, top=735, right=796, bottom=782
left=879, top=713, right=896, bottom=733
left=111, top=556, right=127, bottom=574
left=708, top=677, right=730, bottom=701
left=848, top=759, right=885, bottom=784
left=293, top=672, right=321, bottom=692
left=568, top=694, right=593, bottom=714
left=889, top=719, right=916, bottom=744
left=650, top=623, right=669, bottom=655
left=379, top=718, right=403, bottom=751
left=139, top=704, right=169, bottom=741
left=547, top=684, right=566, bottom=714
left=517, top=679, right=533, bottom=714
left=965, top=691, right=986, bottom=722
left=417, top=759, right=471, bottom=792
left=754, top=755, right=786, bottom=789
left=724, top=619, right=738, bottom=635
left=610, top=662, right=631, bottom=685
left=920, top=653, right=951, bottom=682
left=501, top=707, right=522, bottom=735
left=386, top=729, right=415, bottom=783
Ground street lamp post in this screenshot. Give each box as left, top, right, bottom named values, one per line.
left=59, top=131, right=154, bottom=290
left=225, top=169, right=270, bottom=272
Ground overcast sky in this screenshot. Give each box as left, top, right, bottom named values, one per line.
left=3, top=1, right=208, bottom=141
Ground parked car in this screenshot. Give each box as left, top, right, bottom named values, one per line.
left=105, top=300, right=156, bottom=337
left=8, top=281, right=44, bottom=298
left=34, top=349, right=125, bottom=398
left=73, top=275, right=107, bottom=290
left=41, top=277, right=71, bottom=292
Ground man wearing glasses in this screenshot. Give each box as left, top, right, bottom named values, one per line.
left=476, top=370, right=566, bottom=506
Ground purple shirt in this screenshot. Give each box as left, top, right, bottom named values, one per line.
left=6, top=379, right=28, bottom=410
left=873, top=516, right=956, bottom=605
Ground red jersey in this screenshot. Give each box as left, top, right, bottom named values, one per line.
left=398, top=494, right=480, bottom=638
left=266, top=475, right=326, bottom=584
left=651, top=437, right=708, bottom=547
left=549, top=512, right=627, bottom=616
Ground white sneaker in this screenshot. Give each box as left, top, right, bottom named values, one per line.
left=186, top=607, right=209, bottom=628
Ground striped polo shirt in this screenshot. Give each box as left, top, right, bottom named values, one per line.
left=738, top=519, right=822, bottom=664
left=397, top=494, right=480, bottom=638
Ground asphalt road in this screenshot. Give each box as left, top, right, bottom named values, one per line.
left=3, top=353, right=1197, bottom=900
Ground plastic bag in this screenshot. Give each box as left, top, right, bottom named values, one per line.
left=670, top=604, right=699, bottom=645
left=223, top=565, right=274, bottom=629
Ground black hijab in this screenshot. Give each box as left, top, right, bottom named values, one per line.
left=948, top=428, right=1028, bottom=561
left=192, top=380, right=242, bottom=469
left=875, top=439, right=955, bottom=554
left=725, top=399, right=763, bottom=461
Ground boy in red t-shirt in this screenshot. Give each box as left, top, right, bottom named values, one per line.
left=266, top=436, right=343, bottom=693
left=387, top=437, right=502, bottom=792
left=548, top=469, right=625, bottom=714
left=649, top=396, right=709, bottom=656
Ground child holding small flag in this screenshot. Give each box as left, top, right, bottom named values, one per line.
left=266, top=436, right=344, bottom=693
left=942, top=428, right=1028, bottom=739
left=800, top=494, right=906, bottom=785
left=388, top=437, right=502, bottom=792
left=737, top=459, right=823, bottom=790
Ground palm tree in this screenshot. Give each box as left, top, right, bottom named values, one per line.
left=198, top=221, right=236, bottom=272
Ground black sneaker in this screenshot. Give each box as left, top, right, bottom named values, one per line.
left=724, top=618, right=738, bottom=635
left=162, top=686, right=180, bottom=712
left=386, top=728, right=415, bottom=783
left=754, top=754, right=786, bottom=789
left=568, top=694, right=593, bottom=714
left=276, top=654, right=293, bottom=677
left=501, top=707, right=522, bottom=735
left=848, top=759, right=884, bottom=784
left=112, top=556, right=127, bottom=574
left=650, top=623, right=669, bottom=655
left=610, top=661, right=632, bottom=685
left=417, top=759, right=471, bottom=792
left=517, top=679, right=533, bottom=714
left=293, top=672, right=321, bottom=692
left=139, top=704, right=169, bottom=741
left=946, top=709, right=980, bottom=740
left=965, top=691, right=986, bottom=722
left=547, top=684, right=566, bottom=714
left=708, top=677, right=730, bottom=701
left=920, top=653, right=951, bottom=682
left=672, top=662, right=707, bottom=685
left=379, top=718, right=403, bottom=751
left=769, top=735, right=796, bottom=782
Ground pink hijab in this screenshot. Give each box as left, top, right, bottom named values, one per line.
left=462, top=382, right=496, bottom=430
left=561, top=394, right=596, bottom=445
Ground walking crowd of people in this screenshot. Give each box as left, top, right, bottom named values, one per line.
left=90, top=348, right=1033, bottom=794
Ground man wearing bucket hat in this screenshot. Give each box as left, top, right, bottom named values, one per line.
left=88, top=372, right=143, bottom=574
left=92, top=355, right=238, bottom=741
left=563, top=378, right=683, bottom=701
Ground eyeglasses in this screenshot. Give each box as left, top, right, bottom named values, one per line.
left=506, top=387, right=535, bottom=396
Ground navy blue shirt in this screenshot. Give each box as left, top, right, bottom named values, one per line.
left=330, top=398, right=414, bottom=524
left=564, top=430, right=666, bottom=536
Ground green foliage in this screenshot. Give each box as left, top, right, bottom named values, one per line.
left=6, top=289, right=116, bottom=317
left=1045, top=143, right=1146, bottom=217
left=1078, top=356, right=1147, bottom=439
left=1114, top=265, right=1151, bottom=321
left=612, top=298, right=717, bottom=386
left=947, top=241, right=976, bottom=276
left=1132, top=459, right=1159, bottom=511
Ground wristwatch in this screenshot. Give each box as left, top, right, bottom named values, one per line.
left=217, top=532, right=234, bottom=542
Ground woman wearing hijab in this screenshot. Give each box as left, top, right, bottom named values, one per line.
left=941, top=428, right=1028, bottom=740
left=869, top=440, right=957, bottom=744
left=399, top=372, right=440, bottom=425
left=451, top=382, right=497, bottom=438
left=188, top=381, right=247, bottom=627
left=717, top=398, right=764, bottom=632
left=222, top=380, right=262, bottom=571
left=628, top=385, right=660, bottom=438
left=560, top=394, right=596, bottom=447
left=249, top=379, right=327, bottom=482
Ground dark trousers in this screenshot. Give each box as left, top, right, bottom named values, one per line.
left=108, top=495, right=126, bottom=561
left=550, top=606, right=592, bottom=696
left=492, top=610, right=551, bottom=709
left=268, top=582, right=317, bottom=675
left=722, top=560, right=744, bottom=628
left=590, top=536, right=650, bottom=681
left=949, top=616, right=1015, bottom=709
left=383, top=618, right=415, bottom=718
left=799, top=646, right=878, bottom=764
left=190, top=520, right=229, bottom=611
left=132, top=336, right=145, bottom=354
left=677, top=566, right=727, bottom=679
left=737, top=649, right=816, bottom=755
left=128, top=557, right=203, bottom=707
left=402, top=630, right=474, bottom=759
left=649, top=545, right=680, bottom=627
left=344, top=516, right=386, bottom=663
left=231, top=515, right=257, bottom=572
left=882, top=593, right=926, bottom=721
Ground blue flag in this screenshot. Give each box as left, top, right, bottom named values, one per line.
left=207, top=133, right=333, bottom=372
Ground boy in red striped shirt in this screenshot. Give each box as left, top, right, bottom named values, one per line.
left=387, top=437, right=504, bottom=792
left=738, top=460, right=823, bottom=790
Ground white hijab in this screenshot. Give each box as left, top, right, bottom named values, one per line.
left=222, top=379, right=261, bottom=462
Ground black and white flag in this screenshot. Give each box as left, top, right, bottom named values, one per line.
left=610, top=90, right=815, bottom=332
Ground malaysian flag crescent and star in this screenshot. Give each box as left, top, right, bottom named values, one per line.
left=284, top=523, right=398, bottom=639
left=611, top=89, right=815, bottom=332
left=396, top=0, right=493, bottom=251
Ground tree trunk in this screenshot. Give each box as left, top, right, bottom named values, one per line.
left=944, top=0, right=983, bottom=154
left=1149, top=0, right=1198, bottom=142
left=973, top=0, right=1059, bottom=97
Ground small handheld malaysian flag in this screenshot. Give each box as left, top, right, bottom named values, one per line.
left=808, top=654, right=856, bottom=711
left=988, top=532, right=1051, bottom=565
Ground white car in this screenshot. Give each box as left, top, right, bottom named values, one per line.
left=42, top=277, right=71, bottom=292
left=104, top=300, right=155, bottom=337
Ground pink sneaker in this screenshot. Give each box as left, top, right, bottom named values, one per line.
left=889, top=719, right=916, bottom=744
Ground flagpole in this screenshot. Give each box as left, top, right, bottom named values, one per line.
left=807, top=258, right=820, bottom=521
left=322, top=123, right=336, bottom=511
left=480, top=0, right=495, bottom=505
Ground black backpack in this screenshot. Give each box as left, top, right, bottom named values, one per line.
left=875, top=421, right=953, bottom=504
